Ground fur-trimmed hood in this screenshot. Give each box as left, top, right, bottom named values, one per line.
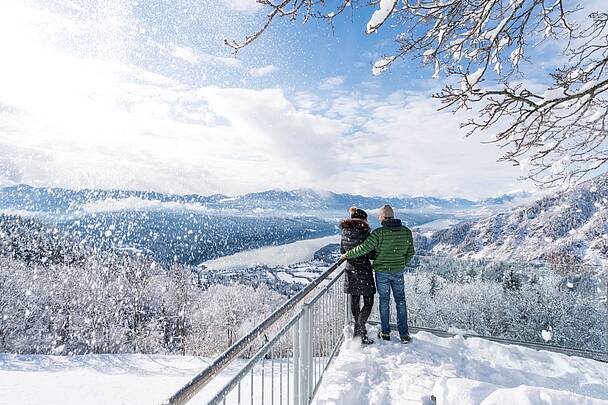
left=340, top=218, right=370, bottom=231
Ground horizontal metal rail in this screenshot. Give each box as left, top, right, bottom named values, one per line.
left=164, top=257, right=346, bottom=405
left=412, top=254, right=604, bottom=270
left=206, top=311, right=301, bottom=405
left=368, top=321, right=608, bottom=363
left=206, top=266, right=348, bottom=405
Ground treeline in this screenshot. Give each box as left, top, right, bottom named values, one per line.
left=403, top=268, right=607, bottom=352
left=0, top=213, right=314, bottom=357
left=4, top=250, right=605, bottom=357
left=0, top=254, right=286, bottom=356
left=2, top=213, right=606, bottom=356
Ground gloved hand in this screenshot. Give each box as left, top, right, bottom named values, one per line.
left=340, top=253, right=347, bottom=261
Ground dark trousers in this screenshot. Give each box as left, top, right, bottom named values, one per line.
left=351, top=295, right=374, bottom=337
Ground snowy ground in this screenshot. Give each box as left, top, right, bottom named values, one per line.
left=0, top=352, right=299, bottom=405
left=4, top=328, right=607, bottom=405
left=0, top=353, right=231, bottom=405
left=315, top=327, right=608, bottom=405
left=201, top=235, right=339, bottom=270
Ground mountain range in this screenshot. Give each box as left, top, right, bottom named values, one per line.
left=2, top=175, right=608, bottom=268
left=7, top=180, right=606, bottom=266
left=415, top=173, right=608, bottom=265
left=0, top=184, right=530, bottom=214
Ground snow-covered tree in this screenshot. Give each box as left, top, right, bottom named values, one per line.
left=403, top=257, right=607, bottom=351
left=502, top=269, right=522, bottom=291
left=185, top=283, right=286, bottom=357
left=229, top=0, right=608, bottom=188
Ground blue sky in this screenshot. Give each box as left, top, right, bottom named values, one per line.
left=120, top=1, right=434, bottom=95
left=0, top=0, right=602, bottom=198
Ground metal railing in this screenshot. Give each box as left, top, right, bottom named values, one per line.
left=164, top=257, right=348, bottom=405
left=165, top=254, right=608, bottom=405
left=367, top=322, right=608, bottom=363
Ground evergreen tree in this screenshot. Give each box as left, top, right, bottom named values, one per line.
left=502, top=269, right=522, bottom=291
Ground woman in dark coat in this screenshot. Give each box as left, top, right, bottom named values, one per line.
left=340, top=207, right=376, bottom=344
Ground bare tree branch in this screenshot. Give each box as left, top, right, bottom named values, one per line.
left=226, top=0, right=608, bottom=189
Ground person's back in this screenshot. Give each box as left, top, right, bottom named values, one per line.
left=340, top=217, right=373, bottom=275
left=343, top=204, right=414, bottom=343
left=340, top=207, right=376, bottom=344
left=367, top=217, right=414, bottom=274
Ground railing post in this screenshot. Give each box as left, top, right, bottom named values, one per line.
left=307, top=304, right=313, bottom=398
left=292, top=319, right=300, bottom=405
left=298, top=303, right=312, bottom=404
left=605, top=272, right=608, bottom=353
left=344, top=294, right=352, bottom=332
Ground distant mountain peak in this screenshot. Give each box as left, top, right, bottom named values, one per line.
left=0, top=183, right=547, bottom=215
left=416, top=173, right=608, bottom=265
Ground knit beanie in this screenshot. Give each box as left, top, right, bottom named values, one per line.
left=349, top=207, right=368, bottom=220
left=379, top=204, right=394, bottom=219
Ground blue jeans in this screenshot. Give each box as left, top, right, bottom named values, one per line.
left=375, top=271, right=409, bottom=337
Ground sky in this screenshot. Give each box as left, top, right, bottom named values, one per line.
left=0, top=0, right=604, bottom=199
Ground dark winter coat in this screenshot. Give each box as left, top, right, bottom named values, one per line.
left=346, top=218, right=415, bottom=273
left=340, top=219, right=376, bottom=296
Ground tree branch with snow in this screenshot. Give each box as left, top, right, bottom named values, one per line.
left=227, top=0, right=608, bottom=188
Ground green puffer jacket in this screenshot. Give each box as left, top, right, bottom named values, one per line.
left=345, top=218, right=415, bottom=273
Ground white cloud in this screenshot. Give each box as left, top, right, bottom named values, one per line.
left=196, top=86, right=348, bottom=180
left=0, top=0, right=531, bottom=199
left=171, top=45, right=242, bottom=68
left=207, top=54, right=242, bottom=68
left=249, top=65, right=279, bottom=77
left=292, top=91, right=329, bottom=112
left=319, top=76, right=345, bottom=91
left=0, top=22, right=348, bottom=196
left=321, top=91, right=531, bottom=198
left=171, top=46, right=200, bottom=64
left=0, top=68, right=529, bottom=199
left=220, top=0, right=261, bottom=14
left=81, top=197, right=225, bottom=215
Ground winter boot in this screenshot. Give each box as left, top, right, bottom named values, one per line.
left=361, top=333, right=374, bottom=346
left=377, top=331, right=391, bottom=341
left=400, top=335, right=413, bottom=344
left=360, top=334, right=374, bottom=345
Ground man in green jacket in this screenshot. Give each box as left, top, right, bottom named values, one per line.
left=341, top=204, right=415, bottom=343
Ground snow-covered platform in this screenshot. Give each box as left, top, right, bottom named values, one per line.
left=315, top=328, right=608, bottom=405
left=2, top=329, right=607, bottom=405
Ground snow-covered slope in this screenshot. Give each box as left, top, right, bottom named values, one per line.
left=315, top=328, right=608, bottom=405
left=416, top=174, right=608, bottom=264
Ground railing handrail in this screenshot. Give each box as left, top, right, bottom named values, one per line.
left=411, top=254, right=606, bottom=270
left=368, top=322, right=608, bottom=363
left=207, top=310, right=302, bottom=405
left=207, top=265, right=348, bottom=405
left=164, top=257, right=346, bottom=405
